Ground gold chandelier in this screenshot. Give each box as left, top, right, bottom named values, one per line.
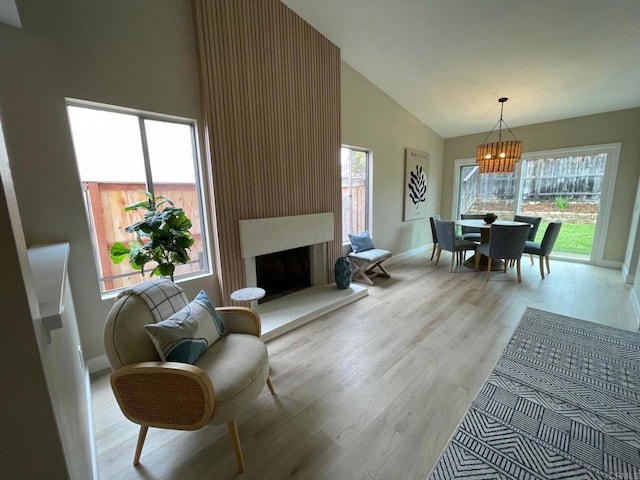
left=476, top=97, right=522, bottom=174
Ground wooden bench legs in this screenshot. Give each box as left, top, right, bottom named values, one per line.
left=350, top=258, right=391, bottom=285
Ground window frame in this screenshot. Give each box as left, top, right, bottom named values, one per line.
left=452, top=143, right=620, bottom=266
left=66, top=98, right=212, bottom=296
left=341, top=144, right=372, bottom=248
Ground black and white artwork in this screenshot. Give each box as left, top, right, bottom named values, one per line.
left=403, top=148, right=429, bottom=221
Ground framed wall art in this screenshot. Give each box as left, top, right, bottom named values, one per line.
left=403, top=148, right=429, bottom=221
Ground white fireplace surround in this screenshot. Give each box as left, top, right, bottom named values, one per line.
left=239, top=212, right=334, bottom=288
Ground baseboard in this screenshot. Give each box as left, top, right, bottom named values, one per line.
left=385, top=244, right=430, bottom=266
left=84, top=370, right=99, bottom=480
left=631, top=288, right=640, bottom=330
left=86, top=354, right=110, bottom=375
left=622, top=264, right=635, bottom=284
left=597, top=260, right=623, bottom=269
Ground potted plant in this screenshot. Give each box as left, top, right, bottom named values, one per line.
left=109, top=191, right=195, bottom=282
left=483, top=212, right=498, bottom=224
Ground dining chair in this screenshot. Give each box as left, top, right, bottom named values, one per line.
left=460, top=213, right=484, bottom=242
left=429, top=215, right=441, bottom=261
left=507, top=215, right=542, bottom=267
left=434, top=219, right=477, bottom=272
left=475, top=224, right=530, bottom=282
left=523, top=220, right=563, bottom=279
left=514, top=215, right=542, bottom=241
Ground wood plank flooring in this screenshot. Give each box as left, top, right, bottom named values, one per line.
left=91, top=252, right=637, bottom=479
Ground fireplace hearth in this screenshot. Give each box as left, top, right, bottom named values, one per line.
left=237, top=213, right=368, bottom=340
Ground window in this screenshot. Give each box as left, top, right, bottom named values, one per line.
left=453, top=143, right=620, bottom=264
left=341, top=146, right=370, bottom=242
left=66, top=101, right=210, bottom=294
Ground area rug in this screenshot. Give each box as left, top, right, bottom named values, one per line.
left=428, top=307, right=640, bottom=479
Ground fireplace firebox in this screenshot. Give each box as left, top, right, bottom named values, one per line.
left=255, top=246, right=311, bottom=303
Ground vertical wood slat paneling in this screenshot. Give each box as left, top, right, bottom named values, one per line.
left=193, top=0, right=342, bottom=302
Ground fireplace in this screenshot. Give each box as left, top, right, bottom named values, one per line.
left=237, top=212, right=367, bottom=341
left=238, top=213, right=334, bottom=301
left=256, top=246, right=311, bottom=303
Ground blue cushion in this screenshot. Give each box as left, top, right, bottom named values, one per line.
left=349, top=231, right=376, bottom=253
left=144, top=290, right=227, bottom=364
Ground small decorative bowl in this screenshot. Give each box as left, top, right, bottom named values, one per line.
left=483, top=213, right=497, bottom=224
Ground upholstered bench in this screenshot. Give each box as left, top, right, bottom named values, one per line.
left=348, top=248, right=392, bottom=285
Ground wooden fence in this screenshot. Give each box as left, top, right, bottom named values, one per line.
left=464, top=154, right=606, bottom=207
left=83, top=182, right=204, bottom=291
left=342, top=181, right=367, bottom=242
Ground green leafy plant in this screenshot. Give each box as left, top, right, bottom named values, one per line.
left=109, top=192, right=195, bottom=282
left=483, top=212, right=497, bottom=224
left=554, top=196, right=569, bottom=210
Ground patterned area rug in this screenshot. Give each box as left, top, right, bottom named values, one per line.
left=428, top=307, right=640, bottom=479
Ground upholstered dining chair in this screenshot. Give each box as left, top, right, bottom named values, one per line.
left=475, top=224, right=530, bottom=282
left=104, top=279, right=275, bottom=473
left=460, top=213, right=485, bottom=242
left=506, top=215, right=542, bottom=267
left=514, top=215, right=542, bottom=241
left=434, top=219, right=477, bottom=272
left=523, top=220, right=563, bottom=279
left=429, top=215, right=441, bottom=261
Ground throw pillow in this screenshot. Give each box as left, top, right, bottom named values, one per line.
left=144, top=290, right=227, bottom=364
left=349, top=231, right=375, bottom=253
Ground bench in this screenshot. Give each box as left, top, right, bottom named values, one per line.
left=348, top=248, right=392, bottom=285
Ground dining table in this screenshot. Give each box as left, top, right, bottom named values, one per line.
left=455, top=219, right=532, bottom=271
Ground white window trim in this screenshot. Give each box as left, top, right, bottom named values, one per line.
left=341, top=144, right=373, bottom=254
left=65, top=98, right=213, bottom=295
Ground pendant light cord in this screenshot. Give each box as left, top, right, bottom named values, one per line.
left=479, top=98, right=519, bottom=144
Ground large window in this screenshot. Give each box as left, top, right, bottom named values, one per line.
left=341, top=146, right=370, bottom=243
left=66, top=101, right=210, bottom=294
left=453, top=144, right=620, bottom=264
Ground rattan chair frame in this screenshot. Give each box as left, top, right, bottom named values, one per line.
left=107, top=301, right=275, bottom=473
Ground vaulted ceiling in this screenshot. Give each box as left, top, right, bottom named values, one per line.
left=3, top=1, right=638, bottom=139
left=282, top=0, right=640, bottom=138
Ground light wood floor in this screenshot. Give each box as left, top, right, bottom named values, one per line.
left=91, top=251, right=637, bottom=480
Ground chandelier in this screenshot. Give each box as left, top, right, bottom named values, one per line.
left=476, top=97, right=522, bottom=173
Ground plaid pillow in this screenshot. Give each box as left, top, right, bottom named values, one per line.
left=144, top=290, right=227, bottom=364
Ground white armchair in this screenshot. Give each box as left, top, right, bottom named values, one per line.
left=103, top=279, right=275, bottom=472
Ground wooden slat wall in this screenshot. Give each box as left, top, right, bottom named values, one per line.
left=192, top=0, right=342, bottom=302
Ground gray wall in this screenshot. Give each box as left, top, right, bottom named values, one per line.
left=3, top=0, right=638, bottom=370
left=0, top=123, right=68, bottom=478
left=0, top=0, right=220, bottom=362
left=442, top=108, right=640, bottom=263
left=341, top=63, right=444, bottom=254
left=0, top=0, right=446, bottom=373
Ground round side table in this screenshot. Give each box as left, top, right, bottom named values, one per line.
left=230, top=287, right=266, bottom=308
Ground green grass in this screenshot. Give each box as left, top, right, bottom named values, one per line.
left=535, top=222, right=594, bottom=255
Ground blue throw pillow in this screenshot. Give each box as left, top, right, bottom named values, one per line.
left=349, top=231, right=375, bottom=253
left=144, top=290, right=227, bottom=364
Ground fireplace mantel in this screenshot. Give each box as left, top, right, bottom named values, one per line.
left=239, top=212, right=334, bottom=258
left=239, top=212, right=334, bottom=288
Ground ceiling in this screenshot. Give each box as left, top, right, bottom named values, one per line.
left=0, top=0, right=20, bottom=28
left=282, top=0, right=640, bottom=138
left=2, top=1, right=637, bottom=138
